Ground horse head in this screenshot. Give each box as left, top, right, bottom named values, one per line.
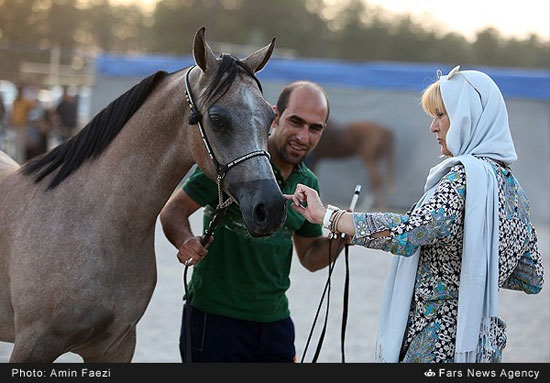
left=186, top=27, right=286, bottom=237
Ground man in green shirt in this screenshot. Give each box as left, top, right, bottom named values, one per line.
left=160, top=81, right=345, bottom=362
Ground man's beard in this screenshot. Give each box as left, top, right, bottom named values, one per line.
left=278, top=144, right=307, bottom=165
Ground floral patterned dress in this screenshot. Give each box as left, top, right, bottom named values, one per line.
left=351, top=157, right=544, bottom=363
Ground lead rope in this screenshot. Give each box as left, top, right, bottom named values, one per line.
left=182, top=173, right=233, bottom=363
left=301, top=185, right=360, bottom=363
left=311, top=237, right=341, bottom=362
left=182, top=206, right=228, bottom=363
left=341, top=243, right=350, bottom=363
left=300, top=236, right=348, bottom=363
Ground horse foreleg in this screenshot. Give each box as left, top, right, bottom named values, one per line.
left=363, top=159, right=385, bottom=210
left=77, top=325, right=136, bottom=363
left=9, top=328, right=64, bottom=362
left=383, top=132, right=395, bottom=192
left=0, top=298, right=15, bottom=343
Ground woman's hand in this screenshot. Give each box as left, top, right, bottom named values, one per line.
left=283, top=183, right=326, bottom=225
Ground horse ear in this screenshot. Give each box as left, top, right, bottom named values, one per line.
left=242, top=37, right=276, bottom=73
left=192, top=26, right=217, bottom=72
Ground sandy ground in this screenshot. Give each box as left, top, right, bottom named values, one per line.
left=0, top=212, right=548, bottom=363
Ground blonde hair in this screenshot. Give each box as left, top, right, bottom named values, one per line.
left=421, top=80, right=446, bottom=117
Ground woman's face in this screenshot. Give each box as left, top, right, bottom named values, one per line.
left=430, top=110, right=452, bottom=156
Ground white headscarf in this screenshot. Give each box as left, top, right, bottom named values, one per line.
left=438, top=69, right=517, bottom=165
left=376, top=67, right=517, bottom=363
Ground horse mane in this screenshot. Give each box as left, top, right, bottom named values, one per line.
left=23, top=56, right=259, bottom=190
left=22, top=70, right=168, bottom=189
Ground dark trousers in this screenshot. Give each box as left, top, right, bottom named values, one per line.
left=180, top=305, right=296, bottom=363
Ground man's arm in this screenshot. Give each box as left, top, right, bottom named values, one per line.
left=160, top=189, right=211, bottom=265
left=293, top=234, right=346, bottom=272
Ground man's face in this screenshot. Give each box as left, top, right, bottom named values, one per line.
left=271, top=86, right=328, bottom=166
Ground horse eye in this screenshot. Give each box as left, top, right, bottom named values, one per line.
left=209, top=115, right=224, bottom=129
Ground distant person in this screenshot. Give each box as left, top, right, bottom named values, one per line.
left=25, top=104, right=51, bottom=160
left=160, top=81, right=347, bottom=362
left=285, top=67, right=544, bottom=363
left=55, top=86, right=78, bottom=141
left=9, top=86, right=35, bottom=163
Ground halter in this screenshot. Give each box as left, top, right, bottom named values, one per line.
left=184, top=65, right=271, bottom=210
left=182, top=65, right=271, bottom=363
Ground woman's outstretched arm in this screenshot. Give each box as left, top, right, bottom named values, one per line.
left=285, top=164, right=466, bottom=257
left=284, top=183, right=389, bottom=237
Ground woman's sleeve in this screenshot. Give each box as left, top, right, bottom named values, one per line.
left=351, top=165, right=466, bottom=257
left=502, top=224, right=545, bottom=294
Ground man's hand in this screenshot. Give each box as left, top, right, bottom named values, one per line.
left=177, top=235, right=214, bottom=266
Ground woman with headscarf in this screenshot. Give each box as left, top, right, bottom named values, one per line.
left=285, top=66, right=544, bottom=363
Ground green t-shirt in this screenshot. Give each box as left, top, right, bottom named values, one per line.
left=183, top=162, right=322, bottom=322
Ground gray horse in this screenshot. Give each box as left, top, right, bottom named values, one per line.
left=0, top=27, right=286, bottom=362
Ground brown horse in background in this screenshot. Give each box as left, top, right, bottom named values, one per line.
left=306, top=120, right=394, bottom=209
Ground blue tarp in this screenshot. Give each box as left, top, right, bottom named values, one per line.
left=96, top=54, right=550, bottom=100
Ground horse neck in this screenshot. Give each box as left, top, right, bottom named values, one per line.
left=88, top=77, right=196, bottom=229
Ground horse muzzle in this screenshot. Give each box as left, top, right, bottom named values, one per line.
left=228, top=178, right=286, bottom=237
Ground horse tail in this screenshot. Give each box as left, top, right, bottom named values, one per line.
left=0, top=150, right=19, bottom=182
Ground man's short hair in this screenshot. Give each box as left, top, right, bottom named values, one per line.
left=276, top=81, right=330, bottom=122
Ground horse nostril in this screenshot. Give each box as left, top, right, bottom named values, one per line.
left=254, top=203, right=267, bottom=224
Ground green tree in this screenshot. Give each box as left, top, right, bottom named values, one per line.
left=47, top=0, right=81, bottom=51
left=472, top=28, right=503, bottom=67
left=433, top=32, right=473, bottom=66
left=0, top=0, right=548, bottom=81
